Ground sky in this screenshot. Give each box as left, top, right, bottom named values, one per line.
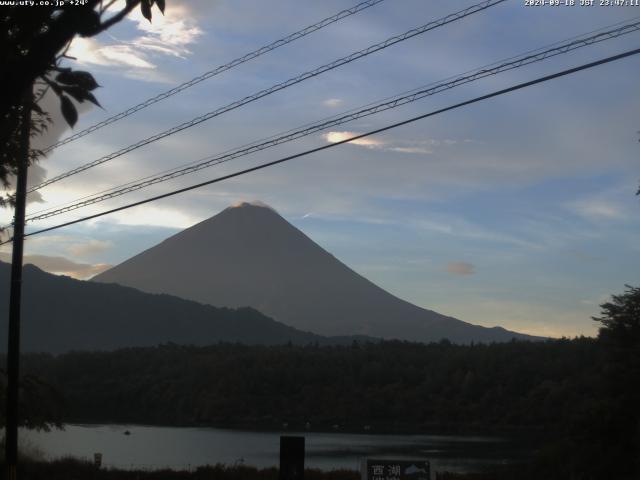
left=2, top=0, right=639, bottom=338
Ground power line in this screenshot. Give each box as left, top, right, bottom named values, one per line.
left=29, top=0, right=507, bottom=194
left=9, top=47, right=638, bottom=244
left=41, top=0, right=388, bottom=154
left=27, top=15, right=640, bottom=221
left=24, top=20, right=640, bottom=223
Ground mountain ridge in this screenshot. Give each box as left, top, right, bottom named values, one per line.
left=0, top=261, right=374, bottom=353
left=94, top=202, right=540, bottom=343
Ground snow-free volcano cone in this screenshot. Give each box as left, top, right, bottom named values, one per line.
left=94, top=202, right=536, bottom=343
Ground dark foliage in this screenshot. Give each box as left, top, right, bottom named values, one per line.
left=496, top=285, right=640, bottom=480
left=0, top=458, right=358, bottom=480
left=594, top=285, right=640, bottom=347
left=14, top=339, right=600, bottom=432
left=0, top=0, right=165, bottom=206
left=2, top=286, right=637, bottom=479
left=0, top=334, right=636, bottom=479
left=0, top=369, right=63, bottom=432
left=8, top=317, right=638, bottom=479
left=589, top=285, right=640, bottom=478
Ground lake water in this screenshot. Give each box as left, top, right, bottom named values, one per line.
left=22, top=424, right=529, bottom=474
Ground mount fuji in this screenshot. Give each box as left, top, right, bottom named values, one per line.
left=94, top=202, right=537, bottom=343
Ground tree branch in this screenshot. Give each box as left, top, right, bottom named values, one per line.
left=100, top=0, right=120, bottom=15
left=93, top=0, right=141, bottom=35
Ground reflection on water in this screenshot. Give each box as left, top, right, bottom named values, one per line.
left=22, top=424, right=528, bottom=474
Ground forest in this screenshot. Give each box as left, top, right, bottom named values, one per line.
left=15, top=338, right=601, bottom=432
left=2, top=285, right=638, bottom=479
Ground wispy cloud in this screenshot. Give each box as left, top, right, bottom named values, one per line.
left=67, top=239, right=113, bottom=258
left=447, top=261, right=475, bottom=276
left=3, top=164, right=48, bottom=205
left=567, top=198, right=627, bottom=221
left=323, top=131, right=384, bottom=149
left=69, top=37, right=156, bottom=69
left=67, top=1, right=202, bottom=79
left=0, top=253, right=111, bottom=280
left=323, top=98, right=343, bottom=108
left=388, top=146, right=432, bottom=155
left=0, top=235, right=113, bottom=267
left=0, top=89, right=97, bottom=207
left=322, top=131, right=443, bottom=155
left=124, top=1, right=203, bottom=57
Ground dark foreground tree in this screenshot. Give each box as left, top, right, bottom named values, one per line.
left=0, top=369, right=63, bottom=433
left=594, top=285, right=640, bottom=346
left=592, top=285, right=640, bottom=478
left=0, top=0, right=166, bottom=205
left=523, top=287, right=640, bottom=480
left=0, top=0, right=167, bottom=447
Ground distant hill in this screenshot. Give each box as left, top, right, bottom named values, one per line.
left=0, top=262, right=370, bottom=354
left=95, top=202, right=540, bottom=343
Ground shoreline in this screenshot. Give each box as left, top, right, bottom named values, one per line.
left=19, top=424, right=536, bottom=478
left=57, top=419, right=547, bottom=439
left=4, top=458, right=521, bottom=480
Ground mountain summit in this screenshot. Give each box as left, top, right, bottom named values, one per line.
left=94, top=202, right=536, bottom=343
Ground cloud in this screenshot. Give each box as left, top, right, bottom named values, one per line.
left=447, top=261, right=476, bottom=276
left=68, top=37, right=156, bottom=69
left=323, top=131, right=384, bottom=149
left=124, top=1, right=203, bottom=57
left=1, top=88, right=95, bottom=206
left=567, top=198, right=627, bottom=221
left=106, top=203, right=201, bottom=229
left=388, top=146, right=432, bottom=155
left=322, top=132, right=440, bottom=155
left=66, top=239, right=113, bottom=257
left=67, top=1, right=202, bottom=77
left=0, top=235, right=113, bottom=272
left=323, top=98, right=343, bottom=108
left=3, top=164, right=48, bottom=205
left=230, top=200, right=276, bottom=211
left=134, top=4, right=201, bottom=40
left=0, top=253, right=111, bottom=280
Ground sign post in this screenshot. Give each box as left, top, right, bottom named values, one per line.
left=280, top=436, right=305, bottom=480
left=362, top=459, right=431, bottom=480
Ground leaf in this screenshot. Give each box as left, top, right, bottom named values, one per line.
left=61, top=85, right=86, bottom=103
left=60, top=95, right=78, bottom=128
left=155, top=0, right=165, bottom=13
left=60, top=85, right=101, bottom=108
left=55, top=71, right=74, bottom=85
left=84, top=92, right=102, bottom=109
left=76, top=10, right=101, bottom=36
left=56, top=70, right=99, bottom=91
left=31, top=103, right=45, bottom=115
left=48, top=81, right=63, bottom=97
left=141, top=0, right=152, bottom=21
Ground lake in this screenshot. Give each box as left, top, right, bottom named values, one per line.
left=22, top=424, right=530, bottom=474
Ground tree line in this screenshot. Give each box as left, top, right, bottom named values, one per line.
left=14, top=338, right=600, bottom=433
left=1, top=285, right=638, bottom=479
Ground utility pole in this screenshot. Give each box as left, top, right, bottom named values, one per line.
left=5, top=97, right=31, bottom=480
